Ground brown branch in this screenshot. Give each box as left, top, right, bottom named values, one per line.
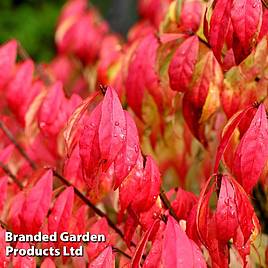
left=197, top=35, right=211, bottom=49
left=17, top=42, right=52, bottom=86
left=0, top=121, right=37, bottom=170
left=160, top=187, right=181, bottom=224
left=262, top=0, right=268, bottom=9
left=0, top=219, right=8, bottom=230
left=0, top=161, right=23, bottom=189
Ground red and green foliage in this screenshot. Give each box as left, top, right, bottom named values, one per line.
left=0, top=0, right=268, bottom=267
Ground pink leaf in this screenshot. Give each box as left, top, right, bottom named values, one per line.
left=214, top=105, right=254, bottom=173
left=232, top=104, right=268, bottom=193
left=40, top=258, right=56, bottom=268
left=0, top=40, right=17, bottom=91
left=171, top=188, right=197, bottom=220
left=209, top=0, right=233, bottom=62
left=162, top=216, right=206, bottom=268
left=79, top=103, right=102, bottom=186
left=8, top=192, right=26, bottom=233
left=131, top=156, right=161, bottom=213
left=231, top=0, right=262, bottom=63
left=114, top=111, right=140, bottom=189
left=215, top=176, right=239, bottom=242
left=48, top=186, right=74, bottom=235
left=89, top=246, right=114, bottom=268
left=126, top=34, right=160, bottom=117
left=13, top=242, right=36, bottom=268
left=99, top=87, right=126, bottom=169
left=131, top=220, right=159, bottom=268
left=21, top=170, right=53, bottom=234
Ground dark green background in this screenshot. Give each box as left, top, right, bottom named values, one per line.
left=0, top=0, right=137, bottom=62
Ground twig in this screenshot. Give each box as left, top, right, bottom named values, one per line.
left=0, top=161, right=23, bottom=189
left=0, top=219, right=8, bottom=229
left=17, top=42, right=52, bottom=86
left=262, top=0, right=268, bottom=9
left=160, top=187, right=181, bottom=224
left=197, top=35, right=211, bottom=49
left=0, top=121, right=37, bottom=170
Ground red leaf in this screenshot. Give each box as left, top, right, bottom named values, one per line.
left=259, top=8, right=268, bottom=40
left=8, top=192, right=26, bottom=233
left=21, top=170, right=53, bottom=234
left=180, top=0, right=203, bottom=32
left=38, top=82, right=67, bottom=137
left=196, top=174, right=260, bottom=264
left=99, top=86, right=126, bottom=169
left=214, top=105, right=254, bottom=172
left=40, top=258, right=56, bottom=268
left=86, top=218, right=110, bottom=262
left=215, top=176, right=239, bottom=242
left=63, top=143, right=84, bottom=189
left=79, top=103, right=102, bottom=186
left=89, top=246, right=114, bottom=268
left=171, top=188, right=197, bottom=220
left=114, top=111, right=140, bottom=189
left=64, top=91, right=99, bottom=156
left=131, top=156, right=161, bottom=213
left=126, top=34, right=161, bottom=118
left=209, top=0, right=233, bottom=62
left=122, top=208, right=139, bottom=246
left=196, top=176, right=216, bottom=248
left=186, top=204, right=201, bottom=246
left=6, top=60, right=34, bottom=125
left=232, top=104, right=268, bottom=193
left=0, top=40, right=17, bottom=91
left=48, top=186, right=74, bottom=235
left=231, top=0, right=262, bottom=64
left=168, top=36, right=199, bottom=92
left=182, top=51, right=222, bottom=146
left=131, top=220, right=159, bottom=268
left=162, top=216, right=206, bottom=268
left=159, top=33, right=186, bottom=44
left=143, top=221, right=165, bottom=268
left=229, top=176, right=260, bottom=263
left=13, top=242, right=36, bottom=268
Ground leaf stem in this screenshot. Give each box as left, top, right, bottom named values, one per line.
left=0, top=121, right=37, bottom=170
left=0, top=161, right=23, bottom=189
left=160, top=187, right=181, bottom=224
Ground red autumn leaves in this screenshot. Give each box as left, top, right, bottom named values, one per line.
left=73, top=87, right=140, bottom=189
left=1, top=0, right=268, bottom=267
left=215, top=104, right=268, bottom=193
left=206, top=0, right=263, bottom=65
left=196, top=174, right=260, bottom=266
left=67, top=86, right=161, bottom=214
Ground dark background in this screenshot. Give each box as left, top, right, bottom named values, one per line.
left=0, top=0, right=138, bottom=61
